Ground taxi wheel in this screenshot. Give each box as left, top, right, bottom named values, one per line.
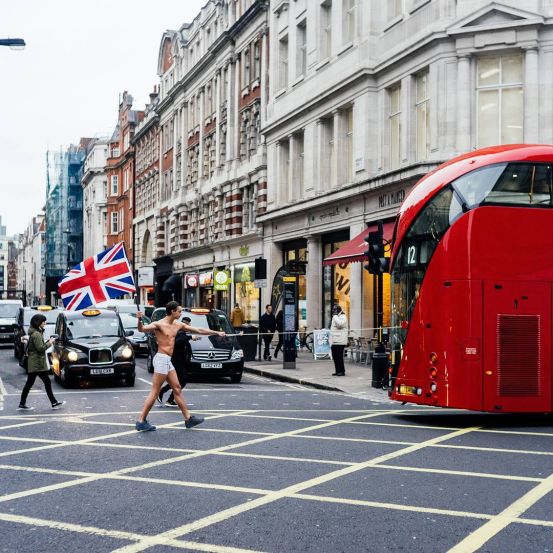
left=14, top=345, right=20, bottom=360
left=230, top=372, right=243, bottom=383
left=60, top=365, right=74, bottom=389
left=125, top=375, right=135, bottom=387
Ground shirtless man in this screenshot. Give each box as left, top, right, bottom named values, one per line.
left=135, top=301, right=225, bottom=432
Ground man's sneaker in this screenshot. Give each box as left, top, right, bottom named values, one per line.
left=156, top=391, right=164, bottom=405
left=185, top=415, right=205, bottom=429
left=17, top=405, right=34, bottom=411
left=135, top=420, right=156, bottom=432
left=165, top=400, right=178, bottom=407
left=51, top=401, right=66, bottom=410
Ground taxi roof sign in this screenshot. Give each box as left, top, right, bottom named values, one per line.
left=36, top=306, right=53, bottom=311
left=190, top=308, right=210, bottom=314
left=82, top=310, right=101, bottom=317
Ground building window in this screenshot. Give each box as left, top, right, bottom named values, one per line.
left=279, top=35, right=289, bottom=90
left=111, top=212, right=118, bottom=234
left=243, top=46, right=250, bottom=88
left=296, top=132, right=305, bottom=196
left=297, top=22, right=307, bottom=78
left=111, top=175, right=119, bottom=196
left=119, top=207, right=124, bottom=232
left=254, top=41, right=261, bottom=81
left=103, top=181, right=107, bottom=199
left=477, top=54, right=523, bottom=149
left=390, top=85, right=401, bottom=170
left=113, top=146, right=120, bottom=157
left=393, top=0, right=404, bottom=18
left=322, top=1, right=332, bottom=59
left=124, top=169, right=129, bottom=192
left=345, top=0, right=356, bottom=43
left=416, top=71, right=430, bottom=161
left=124, top=133, right=129, bottom=151
left=346, top=108, right=353, bottom=182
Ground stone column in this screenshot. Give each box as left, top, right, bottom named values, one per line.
left=331, top=110, right=340, bottom=188
left=199, top=88, right=205, bottom=183
left=315, top=118, right=324, bottom=193
left=275, top=141, right=283, bottom=205
left=181, top=103, right=188, bottom=187
left=524, top=46, right=539, bottom=144
left=306, top=235, right=322, bottom=331
left=456, top=54, right=472, bottom=154
left=260, top=27, right=268, bottom=122
left=349, top=222, right=364, bottom=336
left=215, top=70, right=222, bottom=168
left=287, top=133, right=296, bottom=202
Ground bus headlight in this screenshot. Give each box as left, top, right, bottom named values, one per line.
left=231, top=349, right=244, bottom=360
left=121, top=347, right=133, bottom=359
left=67, top=351, right=79, bottom=362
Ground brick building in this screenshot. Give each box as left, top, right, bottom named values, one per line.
left=106, top=92, right=144, bottom=267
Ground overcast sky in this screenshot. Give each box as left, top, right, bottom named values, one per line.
left=0, top=0, right=206, bottom=237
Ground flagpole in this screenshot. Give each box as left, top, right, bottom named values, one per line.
left=120, top=241, right=140, bottom=310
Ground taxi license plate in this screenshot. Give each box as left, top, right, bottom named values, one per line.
left=0, top=334, right=10, bottom=339
left=201, top=363, right=223, bottom=369
left=90, top=368, right=114, bottom=375
left=140, top=343, right=148, bottom=348
left=399, top=385, right=416, bottom=395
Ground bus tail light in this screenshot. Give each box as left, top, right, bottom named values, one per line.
left=429, top=352, right=438, bottom=364
left=429, top=367, right=438, bottom=379
left=401, top=321, right=409, bottom=330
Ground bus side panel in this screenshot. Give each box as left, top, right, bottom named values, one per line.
left=483, top=280, right=552, bottom=413
left=441, top=280, right=483, bottom=411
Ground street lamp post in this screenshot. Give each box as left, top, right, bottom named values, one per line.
left=63, top=229, right=72, bottom=273
left=0, top=38, right=26, bottom=50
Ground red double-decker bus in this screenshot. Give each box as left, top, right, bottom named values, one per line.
left=389, top=144, right=553, bottom=413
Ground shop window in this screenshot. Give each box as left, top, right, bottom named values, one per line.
left=323, top=238, right=351, bottom=328
left=234, top=262, right=259, bottom=324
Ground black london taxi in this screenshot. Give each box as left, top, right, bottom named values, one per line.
left=13, top=305, right=62, bottom=361
left=147, top=307, right=243, bottom=383
left=51, top=308, right=136, bottom=387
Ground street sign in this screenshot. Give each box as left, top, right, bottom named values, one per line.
left=313, top=329, right=331, bottom=359
left=254, top=279, right=267, bottom=288
left=283, top=280, right=296, bottom=369
left=283, top=276, right=296, bottom=282
left=288, top=260, right=306, bottom=275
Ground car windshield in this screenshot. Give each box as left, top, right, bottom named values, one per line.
left=0, top=304, right=19, bottom=318
left=119, top=313, right=150, bottom=329
left=185, top=313, right=234, bottom=335
left=66, top=317, right=122, bottom=340
left=24, top=309, right=59, bottom=325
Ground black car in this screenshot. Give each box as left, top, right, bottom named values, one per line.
left=51, top=308, right=136, bottom=388
left=147, top=308, right=244, bottom=383
left=14, top=306, right=62, bottom=361
left=118, top=312, right=150, bottom=356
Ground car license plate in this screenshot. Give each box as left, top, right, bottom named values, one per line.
left=201, top=363, right=223, bottom=369
left=0, top=334, right=10, bottom=339
left=140, top=343, right=148, bottom=348
left=399, top=384, right=416, bottom=395
left=90, top=368, right=115, bottom=375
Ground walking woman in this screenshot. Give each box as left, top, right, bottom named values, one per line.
left=18, top=314, right=65, bottom=411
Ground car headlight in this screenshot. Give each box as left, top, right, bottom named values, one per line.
left=67, top=351, right=79, bottom=362
left=231, top=349, right=244, bottom=360
left=121, top=346, right=133, bottom=359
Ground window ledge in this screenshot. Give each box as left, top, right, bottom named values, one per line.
left=316, top=57, right=330, bottom=71
left=275, top=87, right=287, bottom=99
left=241, top=86, right=250, bottom=98
left=383, top=14, right=405, bottom=33
left=251, top=78, right=260, bottom=90
left=292, top=75, right=305, bottom=88
left=338, top=41, right=354, bottom=57
left=410, top=0, right=432, bottom=15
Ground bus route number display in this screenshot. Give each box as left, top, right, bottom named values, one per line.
left=405, top=244, right=417, bottom=266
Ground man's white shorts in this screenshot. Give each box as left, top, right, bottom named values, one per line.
left=153, top=353, right=175, bottom=375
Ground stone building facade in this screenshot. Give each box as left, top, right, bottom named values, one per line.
left=261, top=0, right=553, bottom=334
left=147, top=0, right=270, bottom=318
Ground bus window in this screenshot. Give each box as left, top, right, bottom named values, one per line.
left=454, top=163, right=553, bottom=208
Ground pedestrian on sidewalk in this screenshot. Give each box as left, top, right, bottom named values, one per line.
left=274, top=310, right=284, bottom=359
left=18, top=314, right=65, bottom=411
left=230, top=303, right=245, bottom=329
left=157, top=317, right=199, bottom=407
left=330, top=305, right=348, bottom=376
left=135, top=301, right=225, bottom=432
left=260, top=304, right=276, bottom=361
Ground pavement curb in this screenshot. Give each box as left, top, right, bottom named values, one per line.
left=243, top=365, right=344, bottom=393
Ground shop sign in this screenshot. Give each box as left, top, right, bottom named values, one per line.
left=313, top=329, right=331, bottom=359
left=185, top=274, right=199, bottom=288
left=239, top=245, right=249, bottom=256
left=378, top=189, right=405, bottom=209
left=214, top=270, right=230, bottom=291
left=254, top=279, right=267, bottom=288
left=138, top=267, right=154, bottom=288
left=234, top=262, right=254, bottom=283
left=199, top=272, right=213, bottom=287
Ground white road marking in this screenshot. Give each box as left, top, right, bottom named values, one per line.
left=137, top=378, right=151, bottom=385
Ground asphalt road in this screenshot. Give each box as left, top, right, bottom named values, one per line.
left=0, top=345, right=553, bottom=552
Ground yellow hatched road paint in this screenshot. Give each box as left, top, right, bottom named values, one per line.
left=0, top=421, right=46, bottom=431
left=448, top=472, right=553, bottom=552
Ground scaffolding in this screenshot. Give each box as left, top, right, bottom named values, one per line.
left=45, top=142, right=88, bottom=302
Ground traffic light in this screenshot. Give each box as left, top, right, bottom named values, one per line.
left=364, top=221, right=389, bottom=275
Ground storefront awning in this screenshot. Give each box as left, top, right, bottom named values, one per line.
left=322, top=222, right=395, bottom=266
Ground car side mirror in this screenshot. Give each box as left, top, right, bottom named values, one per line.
left=125, top=330, right=134, bottom=337
left=49, top=334, right=60, bottom=340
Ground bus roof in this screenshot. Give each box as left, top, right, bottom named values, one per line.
left=392, top=144, right=553, bottom=266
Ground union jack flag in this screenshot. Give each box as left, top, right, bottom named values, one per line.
left=58, top=243, right=136, bottom=311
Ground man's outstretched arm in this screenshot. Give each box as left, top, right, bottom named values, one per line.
left=181, top=322, right=225, bottom=337
left=137, top=311, right=158, bottom=332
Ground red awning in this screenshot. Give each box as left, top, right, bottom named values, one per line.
left=322, top=222, right=395, bottom=266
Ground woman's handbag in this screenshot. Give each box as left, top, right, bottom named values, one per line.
left=19, top=340, right=29, bottom=372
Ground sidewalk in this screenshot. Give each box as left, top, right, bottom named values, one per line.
left=243, top=348, right=390, bottom=402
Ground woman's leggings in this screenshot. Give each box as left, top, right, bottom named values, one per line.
left=20, top=372, right=56, bottom=405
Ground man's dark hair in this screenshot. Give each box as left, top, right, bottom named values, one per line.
left=266, top=304, right=272, bottom=310
left=234, top=303, right=239, bottom=308
left=332, top=305, right=342, bottom=314
left=166, top=301, right=179, bottom=316
left=30, top=314, right=47, bottom=330
left=183, top=317, right=191, bottom=323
